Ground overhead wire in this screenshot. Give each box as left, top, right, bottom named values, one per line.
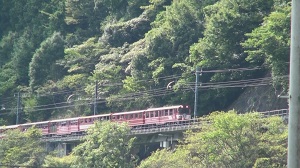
left=1, top=75, right=286, bottom=114
left=0, top=77, right=284, bottom=116
left=0, top=66, right=288, bottom=115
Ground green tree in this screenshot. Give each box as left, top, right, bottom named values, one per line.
left=242, top=0, right=290, bottom=90
left=71, top=121, right=137, bottom=168
left=29, top=32, right=65, bottom=91
left=186, top=0, right=275, bottom=114
left=43, top=155, right=74, bottom=168
left=0, top=127, right=46, bottom=167
left=139, top=111, right=287, bottom=168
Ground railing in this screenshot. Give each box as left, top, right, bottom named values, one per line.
left=258, top=109, right=289, bottom=119
left=129, top=119, right=201, bottom=135
left=41, top=109, right=289, bottom=142
left=42, top=119, right=202, bottom=142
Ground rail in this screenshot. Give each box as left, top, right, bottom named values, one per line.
left=41, top=119, right=202, bottom=142
left=258, top=109, right=288, bottom=119
left=129, top=119, right=201, bottom=135
left=41, top=109, right=289, bottom=142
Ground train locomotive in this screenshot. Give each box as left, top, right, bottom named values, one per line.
left=0, top=105, right=191, bottom=138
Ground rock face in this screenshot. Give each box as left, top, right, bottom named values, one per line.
left=227, top=85, right=288, bottom=113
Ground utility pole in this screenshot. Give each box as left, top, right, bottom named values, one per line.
left=288, top=0, right=300, bottom=167
left=94, top=81, right=98, bottom=115
left=16, top=92, right=20, bottom=124
left=194, top=66, right=200, bottom=118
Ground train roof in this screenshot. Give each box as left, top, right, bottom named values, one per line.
left=21, top=121, right=49, bottom=126
left=79, top=113, right=110, bottom=119
left=145, top=105, right=187, bottom=111
left=112, top=110, right=145, bottom=115
left=0, top=124, right=19, bottom=130
left=50, top=116, right=80, bottom=123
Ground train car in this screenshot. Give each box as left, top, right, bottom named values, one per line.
left=144, top=105, right=191, bottom=125
left=111, top=110, right=145, bottom=127
left=49, top=117, right=80, bottom=135
left=78, top=113, right=110, bottom=132
left=20, top=121, right=50, bottom=135
left=0, top=105, right=191, bottom=137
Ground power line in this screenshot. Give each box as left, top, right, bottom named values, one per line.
left=0, top=75, right=287, bottom=115
left=0, top=65, right=287, bottom=116
left=196, top=66, right=262, bottom=73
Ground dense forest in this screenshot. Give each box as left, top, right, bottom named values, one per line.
left=0, top=0, right=290, bottom=125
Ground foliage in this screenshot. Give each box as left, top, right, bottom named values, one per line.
left=139, top=111, right=287, bottom=168
left=43, top=155, right=74, bottom=168
left=138, top=148, right=188, bottom=168
left=0, top=127, right=46, bottom=167
left=0, top=0, right=291, bottom=126
left=71, top=121, right=137, bottom=168
left=242, top=1, right=290, bottom=90
left=29, top=32, right=65, bottom=91
left=186, top=0, right=275, bottom=113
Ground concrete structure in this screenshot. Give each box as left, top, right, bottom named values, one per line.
left=42, top=109, right=288, bottom=156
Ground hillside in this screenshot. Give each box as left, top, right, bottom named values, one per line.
left=228, top=85, right=288, bottom=113
left=0, top=0, right=291, bottom=125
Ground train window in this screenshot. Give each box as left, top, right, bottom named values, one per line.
left=150, top=112, right=154, bottom=117
left=139, top=113, right=143, bottom=118
left=169, top=110, right=173, bottom=115
left=155, top=111, right=158, bottom=117
left=130, top=114, right=133, bottom=119
left=146, top=112, right=149, bottom=118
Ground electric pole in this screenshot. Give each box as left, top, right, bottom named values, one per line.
left=288, top=0, right=300, bottom=167
left=194, top=66, right=200, bottom=118
left=94, top=81, right=98, bottom=115
left=16, top=92, right=20, bottom=124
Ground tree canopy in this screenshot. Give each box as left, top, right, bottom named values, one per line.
left=0, top=0, right=291, bottom=132
left=139, top=111, right=287, bottom=168
left=71, top=121, right=137, bottom=168
left=0, top=127, right=46, bottom=167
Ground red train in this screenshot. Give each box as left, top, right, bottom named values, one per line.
left=0, top=105, right=191, bottom=138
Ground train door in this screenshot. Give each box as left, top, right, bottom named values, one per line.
left=49, top=122, right=57, bottom=134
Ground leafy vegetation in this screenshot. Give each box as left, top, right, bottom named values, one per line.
left=0, top=112, right=287, bottom=167
left=0, top=0, right=290, bottom=123
left=139, top=112, right=287, bottom=168
left=39, top=121, right=137, bottom=168
left=0, top=127, right=46, bottom=167
left=71, top=121, right=137, bottom=168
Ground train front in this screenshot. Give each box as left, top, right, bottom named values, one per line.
left=176, top=105, right=191, bottom=120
